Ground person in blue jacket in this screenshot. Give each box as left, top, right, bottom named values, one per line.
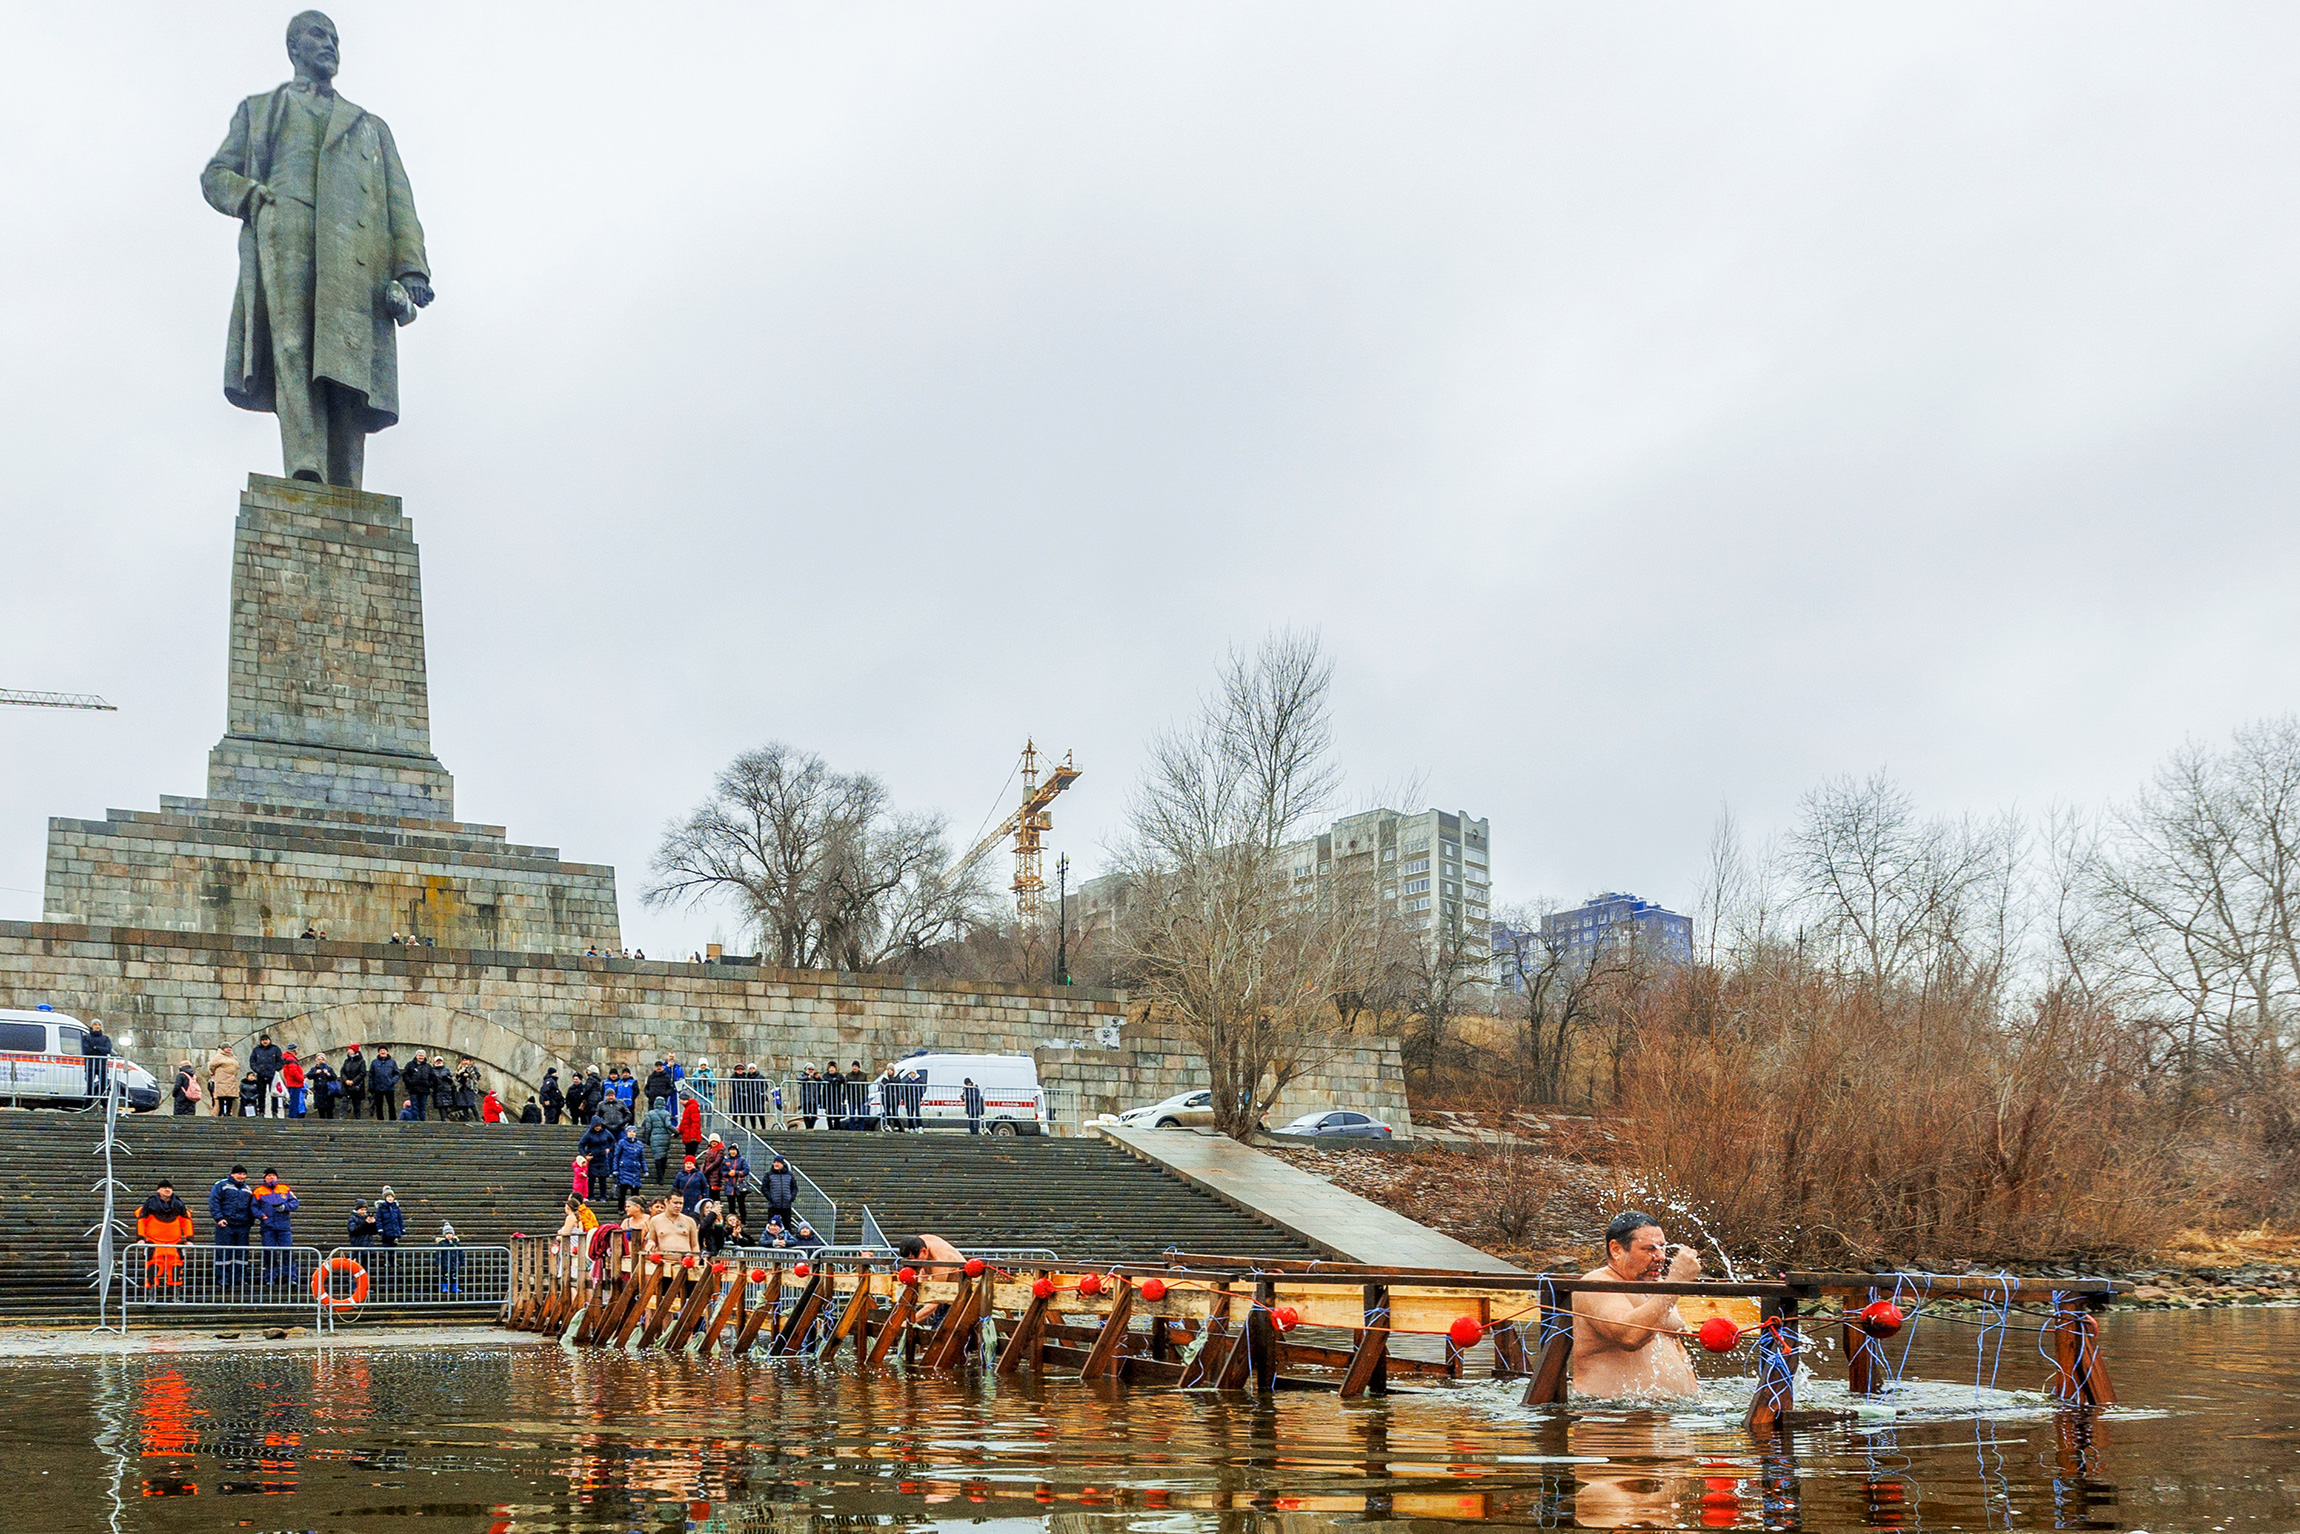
left=611, top=1124, right=647, bottom=1208
left=252, top=1168, right=300, bottom=1286
left=208, top=1164, right=256, bottom=1289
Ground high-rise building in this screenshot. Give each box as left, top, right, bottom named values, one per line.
left=1522, top=891, right=1693, bottom=977
left=1280, top=807, right=1492, bottom=973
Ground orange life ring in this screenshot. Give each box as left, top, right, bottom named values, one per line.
left=313, top=1255, right=370, bottom=1307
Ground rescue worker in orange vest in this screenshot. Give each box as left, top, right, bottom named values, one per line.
left=136, top=1180, right=195, bottom=1287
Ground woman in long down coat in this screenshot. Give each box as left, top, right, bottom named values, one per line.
left=207, top=1048, right=241, bottom=1116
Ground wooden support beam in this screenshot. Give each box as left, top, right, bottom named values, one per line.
left=995, top=1288, right=1049, bottom=1376
left=1338, top=1281, right=1390, bottom=1399
left=1178, top=1284, right=1232, bottom=1389
left=1746, top=1297, right=1799, bottom=1436
left=823, top=1267, right=877, bottom=1361
left=1247, top=1305, right=1280, bottom=1394
left=771, top=1273, right=828, bottom=1356
left=2049, top=1300, right=2116, bottom=1406
left=869, top=1280, right=921, bottom=1369
left=923, top=1272, right=987, bottom=1371
left=1522, top=1280, right=1572, bottom=1406
left=1078, top=1277, right=1137, bottom=1382
left=636, top=1267, right=689, bottom=1349
left=698, top=1268, right=749, bottom=1355
left=664, top=1264, right=723, bottom=1351
left=1491, top=1320, right=1530, bottom=1378
left=733, top=1278, right=782, bottom=1357
left=615, top=1262, right=667, bottom=1349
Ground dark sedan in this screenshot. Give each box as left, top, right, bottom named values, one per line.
left=1277, top=1110, right=1393, bottom=1140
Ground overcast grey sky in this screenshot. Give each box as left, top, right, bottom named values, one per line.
left=5, top=4, right=2298, bottom=957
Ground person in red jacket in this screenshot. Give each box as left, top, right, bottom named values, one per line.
left=136, top=1180, right=195, bottom=1287
left=281, top=1050, right=308, bottom=1118
left=480, top=1089, right=504, bottom=1124
left=677, top=1091, right=702, bottom=1157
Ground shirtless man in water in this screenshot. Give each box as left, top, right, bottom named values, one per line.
left=1570, top=1209, right=1702, bottom=1399
left=642, top=1195, right=698, bottom=1256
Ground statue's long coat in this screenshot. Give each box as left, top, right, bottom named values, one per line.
left=202, top=86, right=430, bottom=431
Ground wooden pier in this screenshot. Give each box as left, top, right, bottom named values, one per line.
left=504, top=1240, right=2118, bottom=1433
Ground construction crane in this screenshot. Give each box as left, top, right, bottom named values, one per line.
left=954, top=740, right=1081, bottom=919
left=0, top=689, right=115, bottom=711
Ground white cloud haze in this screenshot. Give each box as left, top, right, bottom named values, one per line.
left=4, top=3, right=2298, bottom=956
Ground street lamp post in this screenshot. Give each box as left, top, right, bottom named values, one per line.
left=1055, top=855, right=1071, bottom=986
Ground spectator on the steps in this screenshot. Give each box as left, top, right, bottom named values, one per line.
left=206, top=1048, right=239, bottom=1116
left=377, top=1186, right=406, bottom=1247
left=577, top=1116, right=615, bottom=1200
left=171, top=1060, right=199, bottom=1115
left=346, top=1200, right=379, bottom=1249
left=253, top=1168, right=299, bottom=1286
left=876, top=1065, right=903, bottom=1131
left=209, top=1165, right=255, bottom=1287
left=847, top=1062, right=867, bottom=1126
left=81, top=1018, right=113, bottom=1102
left=481, top=1087, right=504, bottom=1124
left=266, top=1068, right=291, bottom=1119
left=573, top=1067, right=604, bottom=1122
left=248, top=1034, right=284, bottom=1107
left=137, top=1180, right=193, bottom=1288
left=455, top=1060, right=483, bottom=1121
left=696, top=1199, right=729, bottom=1258
left=238, top=1070, right=262, bottom=1118
left=308, top=1054, right=341, bottom=1119
left=963, top=1076, right=985, bottom=1134
left=641, top=1098, right=676, bottom=1184
left=611, top=1066, right=636, bottom=1117
left=674, top=1155, right=707, bottom=1218
left=797, top=1065, right=822, bottom=1129
left=517, top=1094, right=540, bottom=1124
left=368, top=1047, right=399, bottom=1120
left=762, top=1156, right=797, bottom=1229
left=402, top=1051, right=432, bottom=1119
left=434, top=1222, right=464, bottom=1296
left=611, top=1125, right=646, bottom=1206
left=281, top=1049, right=308, bottom=1118
left=539, top=1067, right=564, bottom=1125
left=677, top=1092, right=702, bottom=1158
left=698, top=1133, right=727, bottom=1197
left=398, top=1096, right=424, bottom=1121
left=339, top=1045, right=368, bottom=1116
left=789, top=1217, right=823, bottom=1250
left=569, top=1153, right=591, bottom=1202
left=725, top=1145, right=752, bottom=1224
left=644, top=1061, right=673, bottom=1114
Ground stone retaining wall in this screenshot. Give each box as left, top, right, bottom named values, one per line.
left=0, top=922, right=1411, bottom=1132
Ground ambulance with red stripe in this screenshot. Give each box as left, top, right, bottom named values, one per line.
left=0, top=1007, right=161, bottom=1111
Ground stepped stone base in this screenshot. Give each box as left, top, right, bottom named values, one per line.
left=43, top=796, right=619, bottom=950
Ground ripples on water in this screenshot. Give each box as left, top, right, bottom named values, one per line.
left=9, top=1307, right=2296, bottom=1531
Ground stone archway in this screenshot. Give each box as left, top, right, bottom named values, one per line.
left=222, top=1002, right=563, bottom=1105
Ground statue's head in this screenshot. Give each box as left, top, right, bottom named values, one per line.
left=285, top=11, right=339, bottom=82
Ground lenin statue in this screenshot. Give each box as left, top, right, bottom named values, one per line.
left=202, top=12, right=433, bottom=489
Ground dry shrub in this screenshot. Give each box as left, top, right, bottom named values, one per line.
left=1614, top=961, right=2186, bottom=1267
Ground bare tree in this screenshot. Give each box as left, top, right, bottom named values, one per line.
left=645, top=742, right=984, bottom=970
left=1115, top=632, right=1384, bottom=1140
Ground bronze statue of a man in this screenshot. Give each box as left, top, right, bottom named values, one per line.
left=202, top=12, right=433, bottom=489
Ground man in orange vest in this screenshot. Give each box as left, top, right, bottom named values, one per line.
left=136, top=1180, right=195, bottom=1288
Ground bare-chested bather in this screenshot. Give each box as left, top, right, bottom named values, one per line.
left=1570, top=1209, right=1701, bottom=1400
left=642, top=1196, right=698, bottom=1256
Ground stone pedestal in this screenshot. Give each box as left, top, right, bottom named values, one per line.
left=42, top=474, right=619, bottom=951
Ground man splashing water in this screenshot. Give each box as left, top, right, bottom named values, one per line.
left=1571, top=1210, right=1702, bottom=1400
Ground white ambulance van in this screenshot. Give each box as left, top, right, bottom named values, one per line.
left=902, top=1053, right=1046, bottom=1134
left=0, top=1007, right=161, bottom=1111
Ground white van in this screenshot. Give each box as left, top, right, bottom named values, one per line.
left=896, top=1053, right=1046, bottom=1134
left=0, top=1008, right=160, bottom=1111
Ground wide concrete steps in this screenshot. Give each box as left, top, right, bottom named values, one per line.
left=765, top=1130, right=1321, bottom=1264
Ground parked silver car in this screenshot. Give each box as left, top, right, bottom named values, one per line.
left=1276, top=1109, right=1393, bottom=1140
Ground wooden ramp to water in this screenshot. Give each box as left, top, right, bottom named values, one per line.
left=503, top=1242, right=2119, bottom=1435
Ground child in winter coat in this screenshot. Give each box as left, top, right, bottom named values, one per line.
left=238, top=1071, right=262, bottom=1117
left=434, top=1221, right=464, bottom=1295
left=570, top=1155, right=591, bottom=1201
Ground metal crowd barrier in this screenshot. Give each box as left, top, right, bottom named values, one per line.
left=110, top=1241, right=513, bottom=1331
left=805, top=1245, right=1061, bottom=1266
left=682, top=1085, right=840, bottom=1241
left=112, top=1241, right=331, bottom=1330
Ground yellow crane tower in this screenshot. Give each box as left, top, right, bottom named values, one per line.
left=954, top=740, right=1081, bottom=919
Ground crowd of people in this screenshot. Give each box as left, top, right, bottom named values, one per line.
left=169, top=1036, right=531, bottom=1123
left=128, top=1166, right=467, bottom=1295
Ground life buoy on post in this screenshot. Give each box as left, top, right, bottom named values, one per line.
left=314, top=1256, right=370, bottom=1307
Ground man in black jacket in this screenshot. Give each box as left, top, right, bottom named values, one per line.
left=539, top=1068, right=564, bottom=1125
left=82, top=1019, right=114, bottom=1102
left=247, top=1034, right=284, bottom=1107
left=340, top=1046, right=369, bottom=1117
left=368, top=1047, right=399, bottom=1120
left=403, top=1052, right=431, bottom=1119
left=644, top=1062, right=673, bottom=1114
left=209, top=1164, right=256, bottom=1290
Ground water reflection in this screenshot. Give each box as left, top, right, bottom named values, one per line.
left=9, top=1307, right=2295, bottom=1531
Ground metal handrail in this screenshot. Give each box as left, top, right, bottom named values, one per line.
left=680, top=1081, right=839, bottom=1242
left=805, top=1245, right=1061, bottom=1265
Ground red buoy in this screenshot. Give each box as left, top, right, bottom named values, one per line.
left=1078, top=1273, right=1104, bottom=1297
left=1448, top=1316, right=1484, bottom=1349
left=1860, top=1300, right=1905, bottom=1337
left=748, top=1268, right=767, bottom=1284
left=1032, top=1276, right=1056, bottom=1300
left=683, top=1255, right=698, bottom=1268
left=1139, top=1278, right=1168, bottom=1303
left=1272, top=1305, right=1300, bottom=1332
left=1697, top=1316, right=1741, bottom=1352
left=964, top=1257, right=986, bottom=1277
left=710, top=1260, right=727, bottom=1274
left=898, top=1266, right=920, bottom=1286
left=792, top=1261, right=811, bottom=1278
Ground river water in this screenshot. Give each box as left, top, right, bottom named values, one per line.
left=8, top=1307, right=2294, bottom=1532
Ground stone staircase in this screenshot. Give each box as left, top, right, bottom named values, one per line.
left=0, top=1116, right=1312, bottom=1324
left=768, top=1129, right=1322, bottom=1263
